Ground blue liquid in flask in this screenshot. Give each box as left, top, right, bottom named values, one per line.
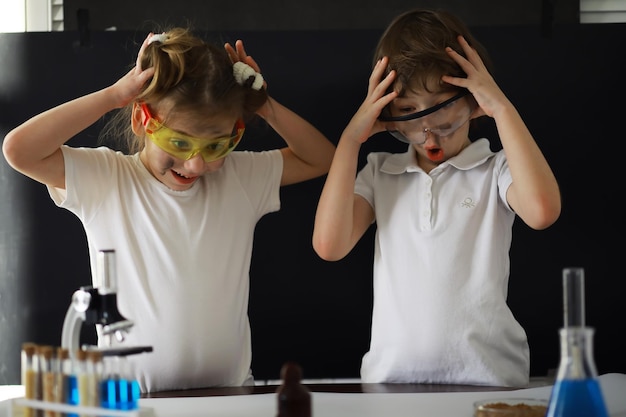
left=547, top=269, right=609, bottom=417
left=546, top=378, right=609, bottom=417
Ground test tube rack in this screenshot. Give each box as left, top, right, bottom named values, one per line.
left=7, top=398, right=155, bottom=417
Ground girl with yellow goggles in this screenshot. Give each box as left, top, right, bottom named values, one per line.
left=140, top=102, right=245, bottom=163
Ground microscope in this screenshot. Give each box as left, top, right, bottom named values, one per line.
left=61, top=249, right=152, bottom=360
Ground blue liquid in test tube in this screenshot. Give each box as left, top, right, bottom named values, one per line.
left=100, top=377, right=140, bottom=410
left=100, top=378, right=118, bottom=409
left=66, top=374, right=79, bottom=417
left=66, top=375, right=79, bottom=405
left=117, top=378, right=129, bottom=409
left=127, top=379, right=141, bottom=410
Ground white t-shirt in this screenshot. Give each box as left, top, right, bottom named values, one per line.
left=354, top=139, right=529, bottom=387
left=48, top=145, right=282, bottom=392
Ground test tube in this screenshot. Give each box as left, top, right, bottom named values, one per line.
left=84, top=350, right=103, bottom=407
left=562, top=267, right=585, bottom=328
left=58, top=347, right=79, bottom=417
left=21, top=343, right=37, bottom=386
left=120, top=358, right=140, bottom=410
left=55, top=348, right=69, bottom=414
left=100, top=356, right=119, bottom=410
left=100, top=356, right=139, bottom=410
left=38, top=345, right=57, bottom=417
left=75, top=349, right=89, bottom=417
left=21, top=343, right=38, bottom=417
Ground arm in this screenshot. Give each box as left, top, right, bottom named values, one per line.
left=312, top=58, right=397, bottom=261
left=443, top=36, right=561, bottom=230
left=261, top=97, right=336, bottom=186
left=224, top=40, right=336, bottom=186
left=2, top=35, right=156, bottom=189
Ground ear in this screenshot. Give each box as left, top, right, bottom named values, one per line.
left=131, top=102, right=144, bottom=136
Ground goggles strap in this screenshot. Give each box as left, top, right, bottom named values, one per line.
left=379, top=89, right=470, bottom=122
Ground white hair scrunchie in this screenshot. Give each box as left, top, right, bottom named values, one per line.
left=233, top=61, right=264, bottom=91
left=148, top=33, right=168, bottom=45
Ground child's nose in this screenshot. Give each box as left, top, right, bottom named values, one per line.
left=184, top=153, right=205, bottom=172
left=422, top=128, right=439, bottom=145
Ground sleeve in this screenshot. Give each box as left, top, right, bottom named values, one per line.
left=494, top=150, right=514, bottom=212
left=354, top=153, right=378, bottom=210
left=228, top=149, right=283, bottom=216
left=47, top=146, right=120, bottom=220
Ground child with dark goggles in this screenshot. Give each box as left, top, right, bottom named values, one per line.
left=379, top=90, right=472, bottom=145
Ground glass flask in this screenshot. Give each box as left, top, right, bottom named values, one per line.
left=545, top=267, right=609, bottom=417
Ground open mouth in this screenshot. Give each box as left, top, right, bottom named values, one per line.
left=426, top=147, right=444, bottom=162
left=171, top=169, right=197, bottom=184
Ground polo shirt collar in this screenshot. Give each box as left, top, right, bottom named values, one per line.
left=380, top=138, right=495, bottom=174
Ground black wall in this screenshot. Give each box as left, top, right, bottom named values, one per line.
left=1, top=22, right=625, bottom=385
left=62, top=0, right=579, bottom=31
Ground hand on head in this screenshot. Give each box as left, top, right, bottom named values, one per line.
left=441, top=35, right=507, bottom=120
left=110, top=33, right=156, bottom=108
left=344, top=56, right=398, bottom=144
left=225, top=39, right=269, bottom=118
left=224, top=40, right=266, bottom=88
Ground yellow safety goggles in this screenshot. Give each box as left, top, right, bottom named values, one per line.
left=141, top=103, right=245, bottom=163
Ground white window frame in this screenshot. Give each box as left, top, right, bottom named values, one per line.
left=581, top=0, right=626, bottom=23
left=0, top=0, right=63, bottom=32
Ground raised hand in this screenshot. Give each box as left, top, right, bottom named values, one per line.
left=110, top=33, right=156, bottom=108
left=343, top=56, right=398, bottom=144
left=224, top=39, right=264, bottom=78
left=442, top=35, right=510, bottom=120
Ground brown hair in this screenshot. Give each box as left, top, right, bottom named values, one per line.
left=101, top=27, right=268, bottom=154
left=373, top=9, right=493, bottom=96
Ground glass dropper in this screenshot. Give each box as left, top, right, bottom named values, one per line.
left=563, top=267, right=585, bottom=328
left=561, top=267, right=588, bottom=379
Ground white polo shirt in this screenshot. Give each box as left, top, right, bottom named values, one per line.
left=355, top=138, right=529, bottom=387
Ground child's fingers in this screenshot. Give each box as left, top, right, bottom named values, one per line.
left=224, top=43, right=238, bottom=63
left=136, top=32, right=153, bottom=71
left=235, top=40, right=248, bottom=61
left=245, top=55, right=261, bottom=73
left=368, top=57, right=391, bottom=93
left=454, top=35, right=487, bottom=71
